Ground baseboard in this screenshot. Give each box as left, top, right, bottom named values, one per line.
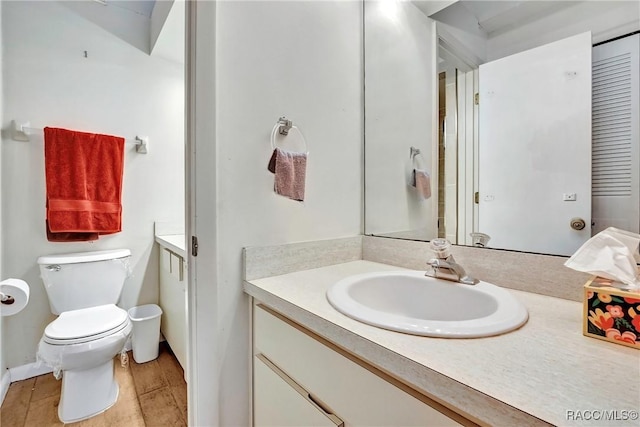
left=9, top=361, right=53, bottom=382
left=0, top=369, right=10, bottom=406
left=5, top=337, right=164, bottom=386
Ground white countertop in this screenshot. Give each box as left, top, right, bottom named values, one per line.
left=155, top=234, right=186, bottom=258
left=244, top=260, right=640, bottom=427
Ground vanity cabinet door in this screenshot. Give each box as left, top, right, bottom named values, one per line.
left=254, top=354, right=343, bottom=427
left=159, top=248, right=187, bottom=371
left=253, top=303, right=466, bottom=427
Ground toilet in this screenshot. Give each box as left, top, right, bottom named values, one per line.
left=36, top=249, right=133, bottom=423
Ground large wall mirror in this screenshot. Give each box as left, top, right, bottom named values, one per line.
left=364, top=0, right=640, bottom=256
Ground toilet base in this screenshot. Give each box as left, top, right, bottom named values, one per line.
left=58, top=359, right=119, bottom=423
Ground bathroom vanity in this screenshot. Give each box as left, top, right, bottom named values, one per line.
left=155, top=233, right=187, bottom=371
left=253, top=302, right=464, bottom=426
left=243, top=237, right=640, bottom=427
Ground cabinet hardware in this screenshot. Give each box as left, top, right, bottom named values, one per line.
left=308, top=393, right=334, bottom=416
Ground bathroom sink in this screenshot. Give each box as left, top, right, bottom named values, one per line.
left=326, top=271, right=528, bottom=338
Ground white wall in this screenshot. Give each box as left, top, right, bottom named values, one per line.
left=1, top=1, right=184, bottom=369
left=210, top=1, right=362, bottom=424
left=486, top=1, right=640, bottom=61
left=151, top=0, right=185, bottom=65
left=0, top=0, right=7, bottom=402
left=150, top=0, right=175, bottom=52
left=365, top=0, right=438, bottom=238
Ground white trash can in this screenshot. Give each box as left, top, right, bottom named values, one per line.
left=128, top=304, right=163, bottom=363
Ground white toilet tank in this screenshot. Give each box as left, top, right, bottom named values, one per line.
left=38, top=249, right=131, bottom=315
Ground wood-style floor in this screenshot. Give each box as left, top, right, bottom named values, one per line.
left=0, top=343, right=187, bottom=426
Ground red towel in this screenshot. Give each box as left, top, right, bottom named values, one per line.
left=44, top=127, right=125, bottom=242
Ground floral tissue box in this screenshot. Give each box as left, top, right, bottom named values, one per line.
left=584, top=276, right=640, bottom=350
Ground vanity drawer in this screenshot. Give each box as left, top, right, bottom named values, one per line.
left=253, top=303, right=466, bottom=427
left=254, top=353, right=343, bottom=427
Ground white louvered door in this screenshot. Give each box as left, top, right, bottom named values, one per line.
left=592, top=34, right=640, bottom=234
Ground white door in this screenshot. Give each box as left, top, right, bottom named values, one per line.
left=592, top=34, right=640, bottom=234
left=478, top=32, right=592, bottom=256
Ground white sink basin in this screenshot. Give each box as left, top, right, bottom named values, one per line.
left=326, top=271, right=528, bottom=338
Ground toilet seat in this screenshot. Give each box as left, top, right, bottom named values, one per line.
left=44, top=304, right=129, bottom=345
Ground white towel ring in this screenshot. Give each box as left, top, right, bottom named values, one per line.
left=270, top=122, right=308, bottom=153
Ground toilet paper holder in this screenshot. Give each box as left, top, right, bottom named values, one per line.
left=1, top=292, right=15, bottom=305
left=0, top=279, right=30, bottom=316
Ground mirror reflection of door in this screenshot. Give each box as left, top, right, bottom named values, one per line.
left=591, top=34, right=640, bottom=235
left=478, top=32, right=593, bottom=256
left=364, top=0, right=639, bottom=256
left=476, top=31, right=640, bottom=255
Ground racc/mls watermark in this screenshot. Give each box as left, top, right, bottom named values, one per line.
left=566, top=410, right=639, bottom=422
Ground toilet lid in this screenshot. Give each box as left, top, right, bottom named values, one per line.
left=44, top=304, right=129, bottom=345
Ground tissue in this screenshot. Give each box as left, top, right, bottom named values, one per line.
left=606, top=227, right=640, bottom=264
left=0, top=278, right=30, bottom=316
left=565, top=227, right=640, bottom=289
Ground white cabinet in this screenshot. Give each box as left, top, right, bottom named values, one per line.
left=253, top=303, right=468, bottom=427
left=159, top=247, right=187, bottom=370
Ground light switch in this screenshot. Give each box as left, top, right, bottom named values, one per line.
left=563, top=193, right=577, bottom=201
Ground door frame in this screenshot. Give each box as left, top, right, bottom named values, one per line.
left=436, top=25, right=480, bottom=245
left=185, top=1, right=219, bottom=425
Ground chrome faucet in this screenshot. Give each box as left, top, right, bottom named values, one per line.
left=425, top=239, right=479, bottom=285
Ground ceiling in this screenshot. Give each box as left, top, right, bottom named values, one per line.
left=64, top=0, right=183, bottom=62
left=102, top=0, right=157, bottom=18
left=426, top=0, right=585, bottom=38
left=458, top=0, right=580, bottom=36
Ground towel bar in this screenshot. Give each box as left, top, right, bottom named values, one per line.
left=9, top=120, right=149, bottom=154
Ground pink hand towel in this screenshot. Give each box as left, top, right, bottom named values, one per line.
left=413, top=169, right=432, bottom=200
left=268, top=147, right=307, bottom=201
